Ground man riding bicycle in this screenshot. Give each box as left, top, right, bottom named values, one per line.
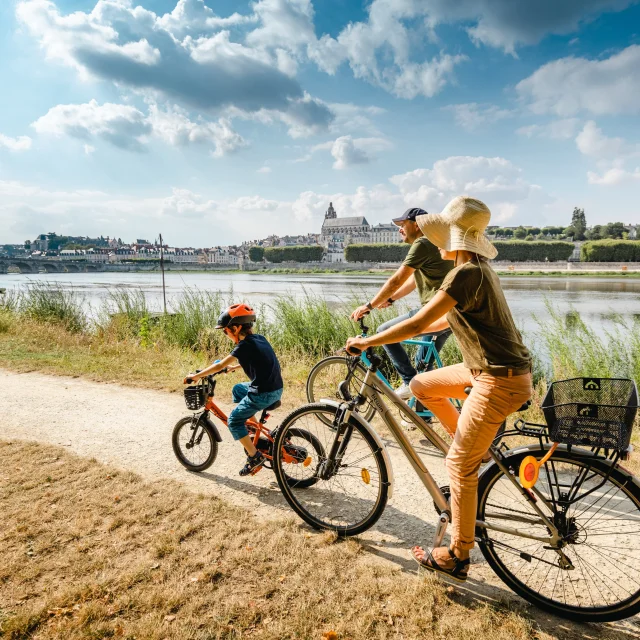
left=351, top=207, right=453, bottom=398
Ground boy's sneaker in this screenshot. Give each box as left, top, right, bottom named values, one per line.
left=395, top=383, right=412, bottom=399
left=239, top=450, right=266, bottom=477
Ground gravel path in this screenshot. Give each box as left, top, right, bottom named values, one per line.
left=1, top=368, right=638, bottom=638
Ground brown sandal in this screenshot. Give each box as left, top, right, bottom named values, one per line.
left=411, top=546, right=470, bottom=583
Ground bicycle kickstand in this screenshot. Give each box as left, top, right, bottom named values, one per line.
left=432, top=511, right=450, bottom=549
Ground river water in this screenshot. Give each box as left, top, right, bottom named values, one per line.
left=1, top=271, right=639, bottom=336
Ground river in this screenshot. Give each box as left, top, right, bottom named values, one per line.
left=1, top=271, right=639, bottom=335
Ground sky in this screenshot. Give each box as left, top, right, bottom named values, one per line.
left=1, top=0, right=640, bottom=247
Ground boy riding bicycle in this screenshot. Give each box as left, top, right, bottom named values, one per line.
left=186, top=303, right=283, bottom=477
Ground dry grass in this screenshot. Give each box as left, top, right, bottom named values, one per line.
left=0, top=441, right=545, bottom=640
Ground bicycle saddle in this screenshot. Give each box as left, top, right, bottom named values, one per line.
left=464, top=386, right=531, bottom=412
left=259, top=400, right=282, bottom=423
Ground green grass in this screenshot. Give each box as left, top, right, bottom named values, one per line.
left=2, top=283, right=639, bottom=395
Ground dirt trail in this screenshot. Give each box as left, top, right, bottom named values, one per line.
left=1, top=368, right=638, bottom=639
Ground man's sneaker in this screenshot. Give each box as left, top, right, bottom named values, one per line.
left=395, top=383, right=412, bottom=399
left=239, top=450, right=265, bottom=477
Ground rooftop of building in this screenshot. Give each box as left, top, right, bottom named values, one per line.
left=322, top=216, right=370, bottom=228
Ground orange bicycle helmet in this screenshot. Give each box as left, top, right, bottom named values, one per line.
left=215, top=303, right=256, bottom=329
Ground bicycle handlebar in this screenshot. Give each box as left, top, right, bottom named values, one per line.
left=183, top=368, right=228, bottom=385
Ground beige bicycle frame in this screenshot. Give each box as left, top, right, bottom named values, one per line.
left=356, top=367, right=560, bottom=544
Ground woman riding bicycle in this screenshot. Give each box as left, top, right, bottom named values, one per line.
left=346, top=195, right=532, bottom=582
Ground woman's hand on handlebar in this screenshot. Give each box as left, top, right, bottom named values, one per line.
left=345, top=336, right=368, bottom=355
left=350, top=304, right=371, bottom=321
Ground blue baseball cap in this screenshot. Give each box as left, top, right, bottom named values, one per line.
left=392, top=207, right=427, bottom=225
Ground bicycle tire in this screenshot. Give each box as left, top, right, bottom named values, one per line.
left=172, top=416, right=219, bottom=472
left=306, top=356, right=376, bottom=423
left=477, top=447, right=640, bottom=622
left=280, top=427, right=325, bottom=489
left=273, top=403, right=390, bottom=537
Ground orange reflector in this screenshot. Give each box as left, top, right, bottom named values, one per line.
left=361, top=468, right=371, bottom=484
left=519, top=455, right=539, bottom=488
left=519, top=443, right=559, bottom=489
left=303, top=456, right=312, bottom=467
left=524, top=463, right=536, bottom=482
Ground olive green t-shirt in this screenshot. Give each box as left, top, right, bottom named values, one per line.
left=403, top=237, right=454, bottom=305
left=439, top=261, right=531, bottom=373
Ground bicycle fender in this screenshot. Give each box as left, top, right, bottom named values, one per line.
left=203, top=415, right=223, bottom=443
left=319, top=399, right=395, bottom=499
left=480, top=442, right=640, bottom=489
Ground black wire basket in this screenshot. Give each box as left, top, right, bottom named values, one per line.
left=542, top=377, right=638, bottom=451
left=184, top=385, right=206, bottom=410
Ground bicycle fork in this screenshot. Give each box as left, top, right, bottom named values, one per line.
left=318, top=404, right=356, bottom=480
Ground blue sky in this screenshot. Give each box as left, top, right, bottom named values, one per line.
left=1, top=0, right=640, bottom=246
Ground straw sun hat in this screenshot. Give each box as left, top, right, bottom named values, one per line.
left=415, top=195, right=498, bottom=260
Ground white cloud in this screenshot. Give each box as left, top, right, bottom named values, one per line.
left=257, top=166, right=271, bottom=173
left=328, top=103, right=386, bottom=135
left=84, top=144, right=96, bottom=155
left=517, top=45, right=640, bottom=116
left=576, top=121, right=640, bottom=187
left=516, top=118, right=580, bottom=140
left=16, top=0, right=334, bottom=135
left=445, top=103, right=515, bottom=131
left=329, top=136, right=392, bottom=169
left=246, top=0, right=316, bottom=51
left=32, top=100, right=152, bottom=151
left=32, top=100, right=246, bottom=156
left=587, top=167, right=640, bottom=185
left=299, top=135, right=392, bottom=168
left=575, top=121, right=640, bottom=159
left=390, top=156, right=547, bottom=224
left=156, top=0, right=256, bottom=38
left=147, top=104, right=246, bottom=156
left=0, top=134, right=32, bottom=151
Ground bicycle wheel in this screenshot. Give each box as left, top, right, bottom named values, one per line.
left=273, top=403, right=389, bottom=537
left=280, top=427, right=325, bottom=489
left=477, top=448, right=640, bottom=622
left=306, top=356, right=376, bottom=423
left=172, top=416, right=218, bottom=472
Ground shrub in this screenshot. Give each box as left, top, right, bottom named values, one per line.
left=162, top=289, right=227, bottom=352
left=493, top=241, right=574, bottom=262
left=0, top=309, right=13, bottom=334
left=580, top=240, right=640, bottom=262
left=345, top=243, right=410, bottom=263
left=20, top=282, right=86, bottom=333
left=264, top=245, right=324, bottom=263
left=248, top=246, right=264, bottom=262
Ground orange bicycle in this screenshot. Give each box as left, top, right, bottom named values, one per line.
left=172, top=370, right=324, bottom=487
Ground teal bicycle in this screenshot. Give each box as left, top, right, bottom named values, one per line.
left=306, top=314, right=459, bottom=425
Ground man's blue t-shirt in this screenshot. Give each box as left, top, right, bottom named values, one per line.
left=231, top=334, right=283, bottom=394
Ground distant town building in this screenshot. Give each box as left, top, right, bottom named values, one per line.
left=369, top=223, right=400, bottom=244
left=320, top=202, right=371, bottom=262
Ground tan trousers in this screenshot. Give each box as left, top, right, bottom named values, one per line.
left=409, top=363, right=532, bottom=551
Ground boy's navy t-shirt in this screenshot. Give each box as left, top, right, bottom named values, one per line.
left=231, top=334, right=283, bottom=394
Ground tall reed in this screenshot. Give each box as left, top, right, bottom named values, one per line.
left=3, top=283, right=640, bottom=390
left=19, top=282, right=86, bottom=333
left=534, top=301, right=640, bottom=383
